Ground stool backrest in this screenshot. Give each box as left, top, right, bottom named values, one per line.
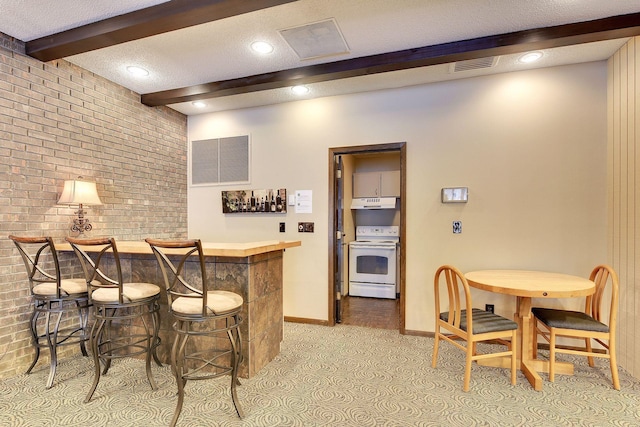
left=9, top=235, right=63, bottom=298
left=66, top=237, right=124, bottom=303
left=146, top=238, right=209, bottom=316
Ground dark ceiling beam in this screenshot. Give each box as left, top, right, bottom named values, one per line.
left=25, top=0, right=299, bottom=61
left=142, top=12, right=640, bottom=107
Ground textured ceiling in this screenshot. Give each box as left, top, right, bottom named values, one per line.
left=1, top=0, right=639, bottom=115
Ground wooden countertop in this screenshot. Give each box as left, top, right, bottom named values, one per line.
left=56, top=239, right=301, bottom=257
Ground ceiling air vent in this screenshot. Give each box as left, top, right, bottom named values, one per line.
left=279, top=18, right=349, bottom=60
left=450, top=56, right=498, bottom=73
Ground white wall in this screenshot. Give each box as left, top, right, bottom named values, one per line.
left=188, top=62, right=608, bottom=332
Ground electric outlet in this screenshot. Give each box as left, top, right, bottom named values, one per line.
left=279, top=222, right=285, bottom=232
left=453, top=220, right=462, bottom=234
left=298, top=222, right=314, bottom=232
left=485, top=304, right=494, bottom=314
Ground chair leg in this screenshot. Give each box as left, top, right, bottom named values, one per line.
left=43, top=309, right=58, bottom=389
left=463, top=342, right=473, bottom=392
left=609, top=342, right=620, bottom=390
left=548, top=330, right=556, bottom=383
left=532, top=321, right=539, bottom=360
left=431, top=329, right=440, bottom=368
left=85, top=317, right=107, bottom=403
left=46, top=307, right=67, bottom=389
left=233, top=317, right=243, bottom=386
left=76, top=300, right=89, bottom=357
left=25, top=307, right=41, bottom=375
left=142, top=309, right=158, bottom=391
left=151, top=304, right=163, bottom=367
left=170, top=328, right=189, bottom=427
left=228, top=321, right=244, bottom=419
left=585, top=338, right=595, bottom=367
left=101, top=309, right=114, bottom=375
left=510, top=330, right=517, bottom=385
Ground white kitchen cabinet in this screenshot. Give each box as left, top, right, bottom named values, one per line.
left=353, top=170, right=400, bottom=198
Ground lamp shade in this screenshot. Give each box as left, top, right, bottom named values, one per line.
left=58, top=179, right=103, bottom=206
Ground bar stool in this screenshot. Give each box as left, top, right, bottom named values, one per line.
left=145, top=238, right=244, bottom=426
left=8, top=235, right=91, bottom=389
left=66, top=237, right=162, bottom=402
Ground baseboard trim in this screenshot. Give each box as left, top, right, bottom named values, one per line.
left=284, top=316, right=329, bottom=326
left=404, top=329, right=434, bottom=338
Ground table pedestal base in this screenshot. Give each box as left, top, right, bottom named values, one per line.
left=477, top=348, right=575, bottom=391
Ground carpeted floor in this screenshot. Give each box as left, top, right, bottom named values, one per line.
left=1, top=322, right=639, bottom=426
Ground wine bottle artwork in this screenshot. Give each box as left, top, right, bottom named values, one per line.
left=222, top=189, right=287, bottom=214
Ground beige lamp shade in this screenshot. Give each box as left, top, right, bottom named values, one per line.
left=58, top=179, right=103, bottom=206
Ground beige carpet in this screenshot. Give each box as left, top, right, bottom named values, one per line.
left=1, top=322, right=639, bottom=426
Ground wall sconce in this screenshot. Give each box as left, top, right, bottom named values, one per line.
left=58, top=178, right=103, bottom=235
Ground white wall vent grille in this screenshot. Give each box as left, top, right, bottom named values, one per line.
left=450, top=56, right=498, bottom=73
left=191, top=135, right=250, bottom=186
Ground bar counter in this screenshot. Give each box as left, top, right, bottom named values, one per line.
left=56, top=239, right=301, bottom=378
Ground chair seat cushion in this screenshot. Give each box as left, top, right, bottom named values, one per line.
left=532, top=307, right=609, bottom=332
left=91, top=282, right=160, bottom=303
left=33, top=278, right=88, bottom=296
left=440, top=308, right=517, bottom=334
left=172, top=290, right=243, bottom=315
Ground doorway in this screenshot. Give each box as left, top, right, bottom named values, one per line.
left=328, top=142, right=406, bottom=333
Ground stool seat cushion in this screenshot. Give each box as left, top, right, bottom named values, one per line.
left=91, top=282, right=160, bottom=303
left=172, top=290, right=243, bottom=315
left=33, top=278, right=88, bottom=296
left=532, top=307, right=609, bottom=333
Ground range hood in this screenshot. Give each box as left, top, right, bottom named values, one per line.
left=350, top=197, right=397, bottom=210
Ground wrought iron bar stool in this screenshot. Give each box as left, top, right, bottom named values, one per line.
left=9, top=235, right=91, bottom=389
left=146, top=238, right=244, bottom=426
left=66, top=237, right=162, bottom=402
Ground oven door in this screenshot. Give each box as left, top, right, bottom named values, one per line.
left=348, top=243, right=397, bottom=285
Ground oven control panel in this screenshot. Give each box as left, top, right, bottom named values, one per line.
left=356, top=226, right=399, bottom=240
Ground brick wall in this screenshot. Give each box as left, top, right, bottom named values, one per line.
left=0, top=33, right=188, bottom=379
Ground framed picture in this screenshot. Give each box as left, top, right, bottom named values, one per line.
left=222, top=189, right=286, bottom=213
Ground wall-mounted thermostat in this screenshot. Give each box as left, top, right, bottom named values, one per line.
left=441, top=187, right=468, bottom=203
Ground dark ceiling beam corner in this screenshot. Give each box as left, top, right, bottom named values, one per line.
left=25, top=0, right=299, bottom=61
left=141, top=12, right=640, bottom=107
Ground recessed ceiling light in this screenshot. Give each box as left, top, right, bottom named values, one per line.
left=519, top=51, right=543, bottom=64
left=251, top=41, right=274, bottom=54
left=291, top=85, right=309, bottom=95
left=126, top=65, right=149, bottom=77
left=192, top=101, right=207, bottom=108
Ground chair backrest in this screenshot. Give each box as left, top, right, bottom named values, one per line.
left=9, top=235, right=64, bottom=298
left=587, top=264, right=619, bottom=333
left=145, top=238, right=209, bottom=316
left=434, top=265, right=473, bottom=332
left=66, top=237, right=124, bottom=303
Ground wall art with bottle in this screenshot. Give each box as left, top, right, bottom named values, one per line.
left=221, top=189, right=286, bottom=213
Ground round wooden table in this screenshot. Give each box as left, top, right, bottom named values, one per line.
left=464, top=270, right=595, bottom=391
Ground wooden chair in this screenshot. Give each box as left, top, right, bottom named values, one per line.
left=9, top=235, right=90, bottom=389
left=146, top=238, right=244, bottom=426
left=432, top=265, right=517, bottom=392
left=532, top=264, right=620, bottom=390
left=66, top=237, right=162, bottom=402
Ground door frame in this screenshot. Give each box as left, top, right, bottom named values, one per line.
left=328, top=142, right=407, bottom=333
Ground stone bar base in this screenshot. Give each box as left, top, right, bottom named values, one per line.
left=57, top=240, right=299, bottom=379
left=126, top=250, right=284, bottom=378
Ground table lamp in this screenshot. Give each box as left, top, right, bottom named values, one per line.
left=58, top=178, right=103, bottom=235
